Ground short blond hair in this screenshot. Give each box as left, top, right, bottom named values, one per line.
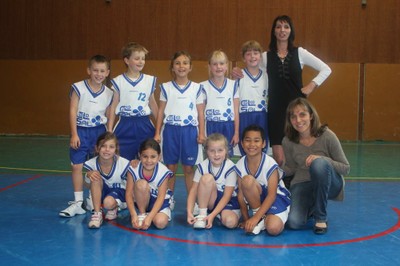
left=208, top=50, right=229, bottom=77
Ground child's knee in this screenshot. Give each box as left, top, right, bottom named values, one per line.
left=103, top=196, right=117, bottom=209
left=153, top=215, right=168, bottom=229
left=241, top=175, right=256, bottom=188
left=222, top=214, right=239, bottom=229
left=199, top=174, right=214, bottom=186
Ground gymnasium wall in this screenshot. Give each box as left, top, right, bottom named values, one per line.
left=1, top=60, right=399, bottom=141
left=0, top=0, right=399, bottom=140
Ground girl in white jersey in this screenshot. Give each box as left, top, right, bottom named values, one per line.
left=126, top=139, right=173, bottom=230
left=84, top=132, right=131, bottom=229
left=154, top=51, right=205, bottom=209
left=200, top=50, right=240, bottom=157
left=187, top=133, right=240, bottom=229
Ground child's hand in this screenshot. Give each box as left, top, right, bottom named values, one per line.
left=231, top=134, right=239, bottom=147
left=141, top=216, right=152, bottom=230
left=70, top=135, right=80, bottom=150
left=154, top=134, right=161, bottom=143
left=244, top=216, right=259, bottom=233
left=130, top=159, right=140, bottom=169
left=231, top=67, right=244, bottom=80
left=131, top=215, right=140, bottom=229
left=187, top=212, right=196, bottom=225
left=197, top=134, right=206, bottom=145
left=87, top=170, right=102, bottom=182
left=205, top=215, right=215, bottom=229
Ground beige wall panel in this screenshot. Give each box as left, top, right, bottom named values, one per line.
left=363, top=64, right=400, bottom=141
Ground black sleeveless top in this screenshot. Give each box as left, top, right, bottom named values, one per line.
left=266, top=47, right=306, bottom=145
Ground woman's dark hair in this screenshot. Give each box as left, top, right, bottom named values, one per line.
left=268, top=15, right=296, bottom=52
left=284, top=98, right=327, bottom=143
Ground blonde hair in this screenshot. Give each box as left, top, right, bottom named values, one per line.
left=241, top=40, right=263, bottom=58
left=204, top=133, right=229, bottom=159
left=208, top=50, right=229, bottom=77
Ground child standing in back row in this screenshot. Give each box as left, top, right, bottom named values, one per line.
left=59, top=55, right=113, bottom=218
left=110, top=42, right=158, bottom=160
left=200, top=50, right=240, bottom=157
left=154, top=51, right=205, bottom=209
left=236, top=41, right=269, bottom=156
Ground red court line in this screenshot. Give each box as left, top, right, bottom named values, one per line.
left=110, top=207, right=400, bottom=249
left=0, top=174, right=43, bottom=192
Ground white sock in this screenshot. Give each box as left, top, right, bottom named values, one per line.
left=252, top=207, right=260, bottom=216
left=199, top=208, right=208, bottom=216
left=74, top=191, right=83, bottom=202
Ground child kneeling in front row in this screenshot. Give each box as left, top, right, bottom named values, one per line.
left=84, top=132, right=130, bottom=229
left=235, top=125, right=291, bottom=235
left=187, top=133, right=240, bottom=229
left=126, top=139, right=173, bottom=230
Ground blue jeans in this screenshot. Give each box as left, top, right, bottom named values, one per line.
left=286, top=158, right=343, bottom=229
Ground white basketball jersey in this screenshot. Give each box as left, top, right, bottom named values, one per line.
left=83, top=156, right=131, bottom=189
left=194, top=158, right=238, bottom=196
left=236, top=68, right=268, bottom=113
left=234, top=153, right=288, bottom=197
left=160, top=80, right=203, bottom=126
left=111, top=73, right=156, bottom=117
left=201, top=78, right=239, bottom=122
left=70, top=80, right=113, bottom=127
left=129, top=162, right=173, bottom=199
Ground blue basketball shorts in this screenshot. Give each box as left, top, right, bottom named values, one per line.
left=70, top=125, right=106, bottom=165
left=113, top=116, right=155, bottom=160
left=162, top=124, right=198, bottom=166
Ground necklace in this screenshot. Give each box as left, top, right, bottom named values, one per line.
left=277, top=50, right=288, bottom=61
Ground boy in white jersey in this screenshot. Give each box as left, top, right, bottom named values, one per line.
left=154, top=51, right=205, bottom=209
left=200, top=50, right=240, bottom=157
left=236, top=41, right=269, bottom=155
left=235, top=125, right=290, bottom=236
left=109, top=42, right=158, bottom=160
left=59, top=55, right=113, bottom=218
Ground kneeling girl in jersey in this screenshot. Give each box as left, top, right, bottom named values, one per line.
left=126, top=139, right=173, bottom=230
left=235, top=125, right=291, bottom=235
left=84, top=132, right=130, bottom=229
left=187, top=133, right=240, bottom=229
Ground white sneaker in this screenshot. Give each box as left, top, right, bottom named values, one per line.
left=251, top=218, right=266, bottom=235
left=193, top=215, right=206, bottom=229
left=88, top=212, right=103, bottom=228
left=59, top=201, right=86, bottom=217
left=83, top=196, right=94, bottom=212
left=105, top=207, right=118, bottom=220
left=138, top=213, right=147, bottom=227
left=169, top=196, right=175, bottom=211
left=193, top=203, right=200, bottom=216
